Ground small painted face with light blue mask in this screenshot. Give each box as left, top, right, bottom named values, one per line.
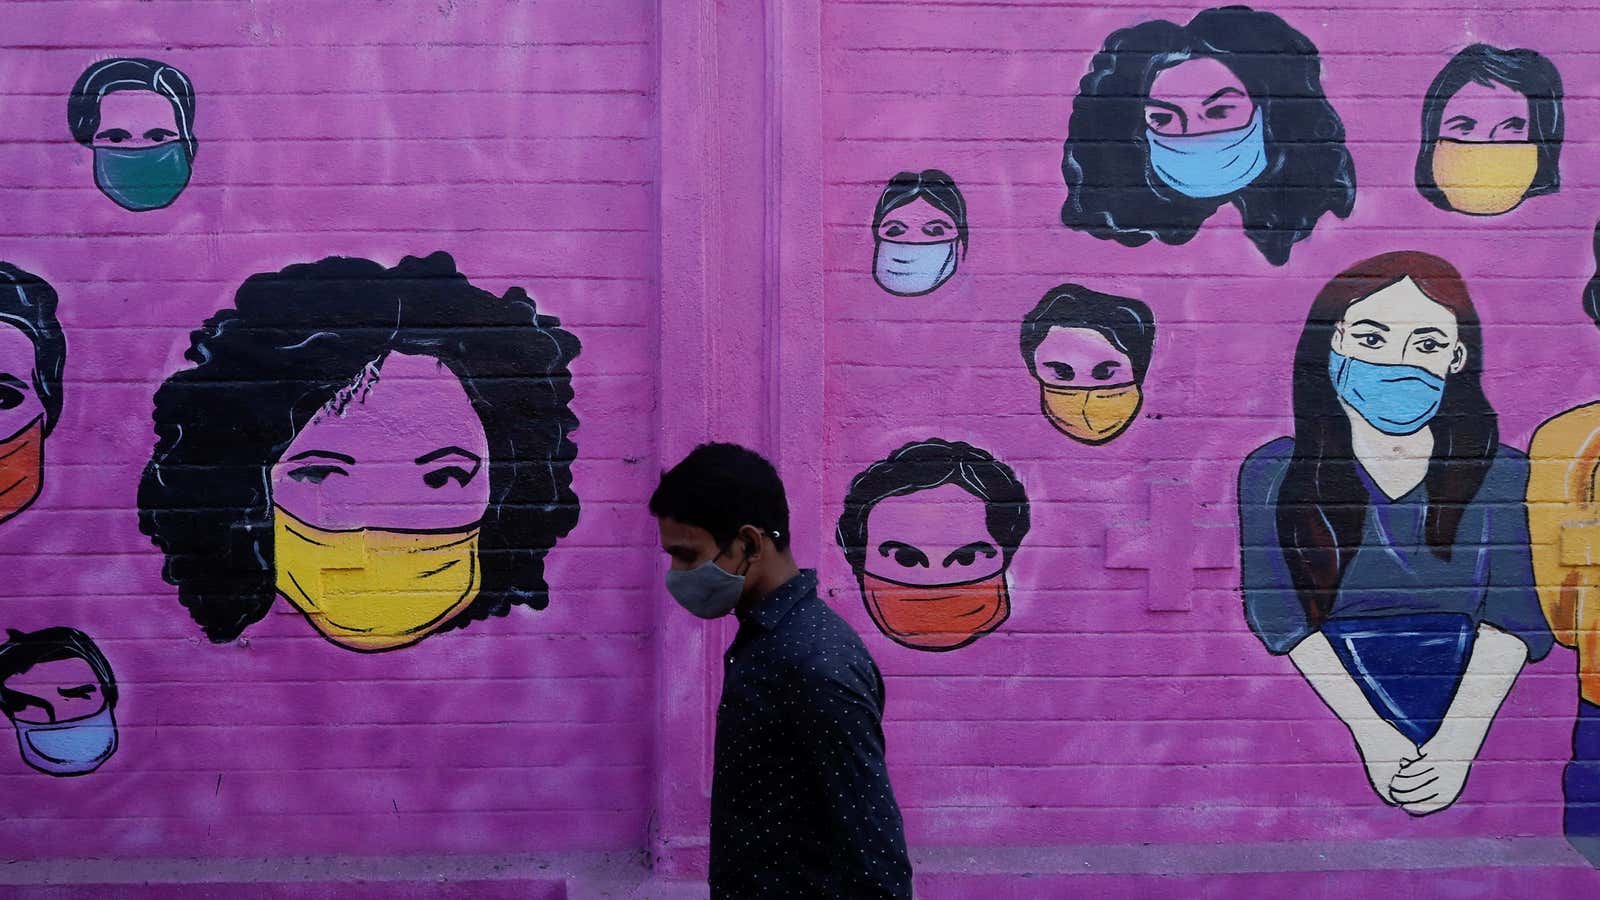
left=3, top=655, right=117, bottom=776
left=1143, top=58, right=1267, bottom=199
left=1329, top=277, right=1468, bottom=436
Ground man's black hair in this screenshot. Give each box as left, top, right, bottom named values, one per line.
left=0, top=627, right=117, bottom=722
left=650, top=442, right=791, bottom=552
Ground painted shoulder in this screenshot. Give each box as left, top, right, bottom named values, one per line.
left=1241, top=436, right=1294, bottom=476
left=1530, top=401, right=1600, bottom=457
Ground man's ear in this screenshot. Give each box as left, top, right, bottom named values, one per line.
left=738, top=524, right=764, bottom=561
left=1450, top=342, right=1467, bottom=375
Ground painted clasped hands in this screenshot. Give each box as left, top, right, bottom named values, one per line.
left=1352, top=717, right=1483, bottom=815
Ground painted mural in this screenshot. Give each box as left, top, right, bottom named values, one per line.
left=1019, top=285, right=1154, bottom=445
left=0, top=627, right=118, bottom=777
left=0, top=264, right=65, bottom=526
left=1239, top=252, right=1551, bottom=815
left=1416, top=44, right=1563, bottom=217
left=67, top=58, right=197, bottom=212
left=1060, top=6, right=1355, bottom=266
left=871, top=170, right=967, bottom=297
left=136, top=252, right=581, bottom=652
left=836, top=439, right=1030, bottom=651
left=1525, top=223, right=1600, bottom=865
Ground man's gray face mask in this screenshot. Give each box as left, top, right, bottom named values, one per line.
left=666, top=550, right=746, bottom=619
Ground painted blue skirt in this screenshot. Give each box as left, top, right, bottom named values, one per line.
left=1321, top=612, right=1476, bottom=746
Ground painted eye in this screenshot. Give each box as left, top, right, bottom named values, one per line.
left=921, top=222, right=948, bottom=238
left=143, top=129, right=178, bottom=143
left=942, top=542, right=998, bottom=568
left=1091, top=361, right=1122, bottom=381
left=0, top=384, right=23, bottom=410
left=95, top=128, right=132, bottom=143
left=1415, top=338, right=1443, bottom=353
left=1044, top=362, right=1075, bottom=381
left=1205, top=105, right=1236, bottom=120
left=878, top=542, right=930, bottom=569
left=1356, top=333, right=1384, bottom=348
left=1146, top=111, right=1174, bottom=129
left=286, top=464, right=348, bottom=485
left=423, top=465, right=475, bottom=489
left=881, top=223, right=907, bottom=238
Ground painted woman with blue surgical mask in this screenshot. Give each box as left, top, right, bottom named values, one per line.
left=871, top=170, right=968, bottom=297
left=0, top=627, right=118, bottom=777
left=1239, top=251, right=1552, bottom=817
left=67, top=58, right=197, bottom=212
left=1062, top=6, right=1355, bottom=266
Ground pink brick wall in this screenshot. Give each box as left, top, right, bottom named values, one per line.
left=4, top=0, right=1600, bottom=895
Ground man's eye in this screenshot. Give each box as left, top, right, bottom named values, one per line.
left=422, top=465, right=475, bottom=489
left=1044, top=362, right=1075, bottom=381
left=0, top=384, right=23, bottom=410
left=1091, top=361, right=1121, bottom=381
left=286, top=464, right=348, bottom=485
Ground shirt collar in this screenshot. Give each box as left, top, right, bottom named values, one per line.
left=738, top=569, right=817, bottom=631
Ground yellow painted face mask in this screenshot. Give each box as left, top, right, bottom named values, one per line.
left=1041, top=383, right=1142, bottom=444
left=273, top=506, right=482, bottom=652
left=1431, top=140, right=1539, bottom=216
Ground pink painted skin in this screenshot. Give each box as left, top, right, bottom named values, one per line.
left=92, top=90, right=182, bottom=148
left=0, top=325, right=45, bottom=441
left=269, top=352, right=491, bottom=533
left=1032, top=326, right=1134, bottom=389
left=1438, top=80, right=1532, bottom=142
left=862, top=483, right=1004, bottom=586
left=1144, top=57, right=1254, bottom=136
left=875, top=196, right=957, bottom=245
left=3, top=657, right=103, bottom=724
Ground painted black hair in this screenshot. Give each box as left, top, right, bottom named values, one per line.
left=1020, top=284, right=1156, bottom=383
left=836, top=439, right=1030, bottom=576
left=0, top=627, right=116, bottom=722
left=137, top=252, right=581, bottom=643
left=1415, top=44, right=1562, bottom=212
left=0, top=263, right=66, bottom=437
left=1061, top=5, right=1355, bottom=266
left=650, top=442, right=792, bottom=552
left=873, top=170, right=969, bottom=255
left=68, top=58, right=197, bottom=159
left=1584, top=220, right=1600, bottom=329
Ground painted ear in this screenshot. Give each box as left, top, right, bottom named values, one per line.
left=1450, top=343, right=1468, bottom=374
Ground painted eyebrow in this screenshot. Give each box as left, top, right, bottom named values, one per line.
left=1349, top=319, right=1390, bottom=332
left=414, top=446, right=482, bottom=466
left=58, top=684, right=96, bottom=699
left=1202, top=87, right=1246, bottom=105
left=285, top=449, right=356, bottom=465
left=1410, top=327, right=1448, bottom=338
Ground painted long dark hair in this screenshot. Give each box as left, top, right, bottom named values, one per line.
left=1276, top=252, right=1496, bottom=624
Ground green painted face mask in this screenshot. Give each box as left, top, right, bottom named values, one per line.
left=92, top=143, right=191, bottom=211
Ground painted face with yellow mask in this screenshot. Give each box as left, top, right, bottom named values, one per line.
left=1419, top=45, right=1563, bottom=217
left=1020, top=285, right=1155, bottom=446
left=269, top=352, right=491, bottom=652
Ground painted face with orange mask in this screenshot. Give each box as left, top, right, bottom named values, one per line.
left=839, top=439, right=1030, bottom=652
left=0, top=287, right=62, bottom=525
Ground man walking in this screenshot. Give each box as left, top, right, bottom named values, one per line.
left=650, top=443, right=913, bottom=898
